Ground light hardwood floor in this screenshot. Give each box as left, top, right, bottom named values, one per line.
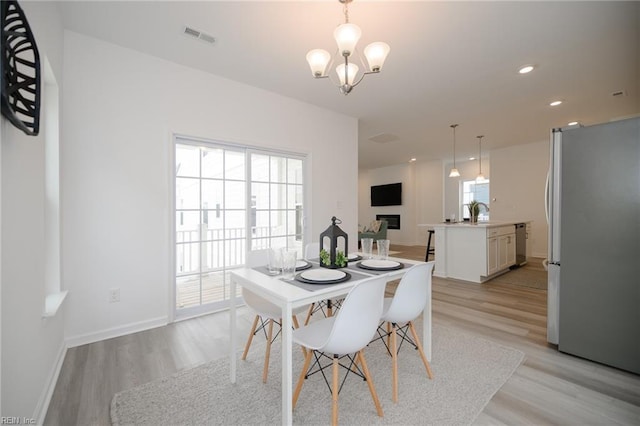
left=44, top=245, right=640, bottom=425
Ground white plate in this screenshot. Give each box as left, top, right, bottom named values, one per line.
left=347, top=253, right=361, bottom=260
left=300, top=269, right=347, bottom=282
left=360, top=259, right=400, bottom=269
left=295, top=260, right=309, bottom=268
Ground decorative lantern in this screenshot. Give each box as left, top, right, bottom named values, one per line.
left=319, top=216, right=349, bottom=269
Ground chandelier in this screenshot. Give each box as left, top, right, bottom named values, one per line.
left=305, top=0, right=390, bottom=95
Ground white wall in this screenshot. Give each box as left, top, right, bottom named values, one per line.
left=359, top=159, right=443, bottom=246
left=1, top=2, right=66, bottom=421
left=489, top=140, right=549, bottom=257
left=61, top=31, right=358, bottom=345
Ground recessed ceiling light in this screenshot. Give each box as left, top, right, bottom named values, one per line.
left=409, top=158, right=416, bottom=162
left=550, top=100, right=563, bottom=107
left=568, top=121, right=579, bottom=126
left=518, top=65, right=534, bottom=74
left=469, top=157, right=476, bottom=161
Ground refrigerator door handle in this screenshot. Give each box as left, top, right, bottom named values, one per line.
left=545, top=170, right=550, bottom=225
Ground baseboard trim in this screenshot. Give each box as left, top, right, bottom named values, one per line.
left=34, top=341, right=67, bottom=425
left=65, top=316, right=168, bottom=348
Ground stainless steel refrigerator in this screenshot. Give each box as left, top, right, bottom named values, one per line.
left=546, top=117, right=640, bottom=374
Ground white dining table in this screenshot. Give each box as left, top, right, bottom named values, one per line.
left=229, top=255, right=430, bottom=425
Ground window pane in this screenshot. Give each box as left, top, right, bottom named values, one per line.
left=202, top=211, right=223, bottom=241
left=177, top=242, right=200, bottom=275
left=225, top=150, right=245, bottom=180
left=254, top=211, right=270, bottom=238
left=287, top=158, right=303, bottom=184
left=271, top=210, right=286, bottom=236
left=176, top=211, right=200, bottom=243
left=225, top=181, right=246, bottom=209
left=225, top=210, right=246, bottom=237
left=287, top=184, right=303, bottom=209
left=201, top=272, right=225, bottom=305
left=287, top=210, right=297, bottom=235
left=251, top=154, right=269, bottom=182
left=252, top=182, right=269, bottom=209
left=201, top=147, right=224, bottom=179
left=270, top=156, right=287, bottom=183
left=176, top=274, right=201, bottom=309
left=225, top=239, right=245, bottom=268
left=176, top=145, right=199, bottom=177
left=202, top=179, right=223, bottom=210
left=176, top=177, right=199, bottom=210
left=271, top=236, right=287, bottom=249
left=270, top=183, right=286, bottom=209
left=252, top=238, right=270, bottom=251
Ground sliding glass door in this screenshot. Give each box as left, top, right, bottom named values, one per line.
left=174, top=137, right=305, bottom=317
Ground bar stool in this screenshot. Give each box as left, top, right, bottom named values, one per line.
left=425, top=229, right=435, bottom=261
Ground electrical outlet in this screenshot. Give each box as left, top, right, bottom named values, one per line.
left=109, top=288, right=120, bottom=303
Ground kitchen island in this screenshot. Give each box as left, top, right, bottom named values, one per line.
left=420, top=221, right=530, bottom=283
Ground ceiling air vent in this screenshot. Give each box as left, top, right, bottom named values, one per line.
left=182, top=26, right=216, bottom=45
left=611, top=90, right=627, bottom=97
left=368, top=133, right=399, bottom=144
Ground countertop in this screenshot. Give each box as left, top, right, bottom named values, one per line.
left=418, top=220, right=530, bottom=229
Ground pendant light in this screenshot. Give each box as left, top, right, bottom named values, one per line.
left=448, top=124, right=460, bottom=177
left=476, top=135, right=486, bottom=182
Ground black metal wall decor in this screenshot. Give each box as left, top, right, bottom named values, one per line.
left=1, top=0, right=41, bottom=136
left=319, top=216, right=349, bottom=269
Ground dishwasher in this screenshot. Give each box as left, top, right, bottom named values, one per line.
left=515, top=223, right=527, bottom=266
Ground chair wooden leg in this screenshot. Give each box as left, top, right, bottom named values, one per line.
left=304, top=303, right=315, bottom=325
left=293, top=349, right=314, bottom=409
left=327, top=299, right=333, bottom=317
left=262, top=319, right=274, bottom=383
left=332, top=356, right=339, bottom=426
left=390, top=324, right=399, bottom=403
left=408, top=321, right=434, bottom=379
left=357, top=350, right=384, bottom=418
left=242, top=315, right=260, bottom=360
left=386, top=322, right=392, bottom=348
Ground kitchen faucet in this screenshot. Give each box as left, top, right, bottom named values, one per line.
left=477, top=202, right=490, bottom=212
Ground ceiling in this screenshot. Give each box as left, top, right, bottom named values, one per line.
left=55, top=1, right=639, bottom=169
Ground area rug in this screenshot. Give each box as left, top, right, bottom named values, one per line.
left=111, top=324, right=524, bottom=425
left=491, top=265, right=548, bottom=290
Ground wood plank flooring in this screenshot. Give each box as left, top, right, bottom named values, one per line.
left=44, top=245, right=640, bottom=425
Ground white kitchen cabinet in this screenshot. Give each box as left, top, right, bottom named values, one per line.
left=498, top=233, right=516, bottom=271
left=425, top=221, right=526, bottom=283
left=487, top=237, right=499, bottom=276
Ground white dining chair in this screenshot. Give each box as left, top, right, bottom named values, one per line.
left=241, top=249, right=307, bottom=383
left=375, top=262, right=435, bottom=403
left=303, top=242, right=342, bottom=324
left=292, top=275, right=387, bottom=426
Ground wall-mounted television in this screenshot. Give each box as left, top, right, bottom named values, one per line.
left=371, top=183, right=402, bottom=206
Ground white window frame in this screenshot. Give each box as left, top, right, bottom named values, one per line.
left=171, top=135, right=307, bottom=320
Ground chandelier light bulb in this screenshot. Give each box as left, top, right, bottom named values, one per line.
left=306, top=49, right=331, bottom=77
left=364, top=42, right=390, bottom=72
left=334, top=23, right=361, bottom=56
left=336, top=62, right=359, bottom=86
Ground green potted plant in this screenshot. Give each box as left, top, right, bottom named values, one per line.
left=320, top=249, right=348, bottom=268
left=467, top=200, right=480, bottom=223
